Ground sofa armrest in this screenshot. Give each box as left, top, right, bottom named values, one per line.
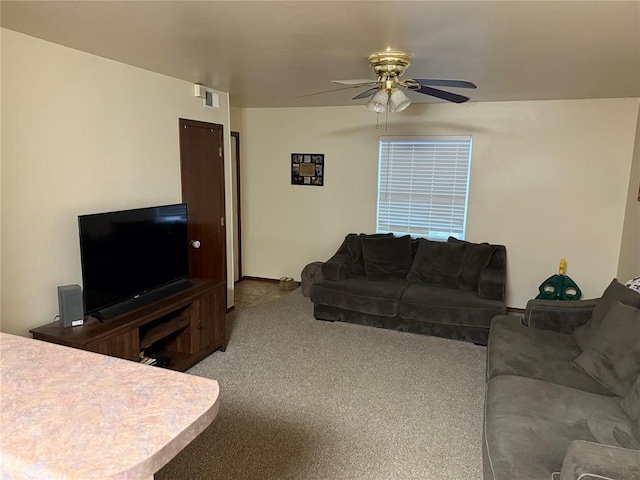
left=478, top=246, right=506, bottom=301
left=320, top=237, right=351, bottom=281
left=524, top=298, right=599, bottom=333
left=554, top=440, right=640, bottom=480
left=301, top=262, right=324, bottom=297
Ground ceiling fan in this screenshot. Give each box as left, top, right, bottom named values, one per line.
left=301, top=50, right=476, bottom=113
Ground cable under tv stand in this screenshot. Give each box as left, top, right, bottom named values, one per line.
left=30, top=278, right=226, bottom=372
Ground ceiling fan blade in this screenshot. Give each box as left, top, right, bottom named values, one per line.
left=352, top=87, right=379, bottom=100
left=297, top=84, right=378, bottom=98
left=416, top=85, right=470, bottom=103
left=414, top=79, right=477, bottom=89
left=332, top=79, right=380, bottom=86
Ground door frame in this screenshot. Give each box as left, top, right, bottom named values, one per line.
left=231, top=131, right=243, bottom=281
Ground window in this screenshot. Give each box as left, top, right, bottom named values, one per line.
left=376, top=136, right=472, bottom=240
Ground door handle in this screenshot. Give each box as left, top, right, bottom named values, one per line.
left=190, top=240, right=201, bottom=249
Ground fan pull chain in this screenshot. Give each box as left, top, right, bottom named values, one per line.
left=374, top=112, right=390, bottom=131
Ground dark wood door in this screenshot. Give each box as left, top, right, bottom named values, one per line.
left=179, top=119, right=226, bottom=287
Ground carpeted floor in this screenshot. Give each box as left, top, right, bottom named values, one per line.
left=156, top=289, right=487, bottom=479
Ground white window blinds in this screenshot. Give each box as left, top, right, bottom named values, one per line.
left=376, top=136, right=472, bottom=240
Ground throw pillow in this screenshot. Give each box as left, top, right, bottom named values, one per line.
left=573, top=279, right=640, bottom=351
left=571, top=302, right=640, bottom=397
left=621, top=375, right=640, bottom=421
left=346, top=233, right=393, bottom=277
left=621, top=375, right=640, bottom=441
left=448, top=237, right=496, bottom=291
left=361, top=235, right=413, bottom=281
left=406, top=239, right=468, bottom=288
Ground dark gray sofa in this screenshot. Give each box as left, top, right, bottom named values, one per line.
left=484, top=279, right=640, bottom=480
left=303, top=233, right=507, bottom=345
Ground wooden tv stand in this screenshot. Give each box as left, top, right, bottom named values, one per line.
left=30, top=278, right=226, bottom=372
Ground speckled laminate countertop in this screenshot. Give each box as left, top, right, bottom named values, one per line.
left=0, top=332, right=220, bottom=479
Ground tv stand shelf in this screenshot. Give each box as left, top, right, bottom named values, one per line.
left=30, top=278, right=226, bottom=372
left=139, top=308, right=191, bottom=349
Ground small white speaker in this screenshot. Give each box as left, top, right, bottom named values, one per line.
left=57, top=284, right=84, bottom=327
left=194, top=83, right=207, bottom=98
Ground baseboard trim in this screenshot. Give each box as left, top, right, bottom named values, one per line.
left=240, top=276, right=281, bottom=284
left=507, top=307, right=525, bottom=314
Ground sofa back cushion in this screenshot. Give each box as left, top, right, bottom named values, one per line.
left=448, top=237, right=497, bottom=291
left=346, top=233, right=393, bottom=277
left=571, top=301, right=640, bottom=397
left=406, top=239, right=467, bottom=288
left=477, top=245, right=507, bottom=301
left=573, top=279, right=640, bottom=351
left=361, top=235, right=413, bottom=281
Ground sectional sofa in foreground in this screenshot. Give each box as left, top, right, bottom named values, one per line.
left=484, top=279, right=640, bottom=480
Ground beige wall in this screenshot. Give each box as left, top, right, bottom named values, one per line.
left=240, top=99, right=639, bottom=308
left=2, top=30, right=637, bottom=336
left=230, top=106, right=244, bottom=134
left=0, top=25, right=3, bottom=327
left=617, top=106, right=640, bottom=282
left=1, top=29, right=234, bottom=336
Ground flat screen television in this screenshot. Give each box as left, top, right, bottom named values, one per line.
left=78, top=203, right=191, bottom=320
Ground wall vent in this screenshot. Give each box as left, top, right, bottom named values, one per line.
left=204, top=90, right=220, bottom=109
left=194, top=83, right=220, bottom=109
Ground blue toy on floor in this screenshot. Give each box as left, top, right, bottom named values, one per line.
left=536, top=258, right=582, bottom=301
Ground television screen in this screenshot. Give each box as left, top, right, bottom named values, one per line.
left=78, top=203, right=189, bottom=317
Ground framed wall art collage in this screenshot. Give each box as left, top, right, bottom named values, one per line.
left=291, top=153, right=324, bottom=186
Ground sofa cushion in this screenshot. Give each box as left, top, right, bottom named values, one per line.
left=399, top=284, right=506, bottom=328
left=448, top=237, right=496, bottom=291
left=573, top=279, right=640, bottom=351
left=309, top=277, right=408, bottom=318
left=406, top=239, right=467, bottom=288
left=345, top=233, right=393, bottom=277
left=361, top=235, right=412, bottom=281
left=572, top=302, right=640, bottom=397
left=484, top=375, right=638, bottom=480
left=477, top=245, right=507, bottom=302
left=487, top=316, right=613, bottom=396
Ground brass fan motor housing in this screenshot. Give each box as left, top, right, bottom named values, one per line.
left=368, top=51, right=412, bottom=78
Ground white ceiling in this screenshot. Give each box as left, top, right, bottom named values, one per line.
left=2, top=1, right=639, bottom=108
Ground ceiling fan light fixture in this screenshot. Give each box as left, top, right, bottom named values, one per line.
left=318, top=50, right=476, bottom=110
left=389, top=89, right=411, bottom=113
left=366, top=89, right=389, bottom=113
